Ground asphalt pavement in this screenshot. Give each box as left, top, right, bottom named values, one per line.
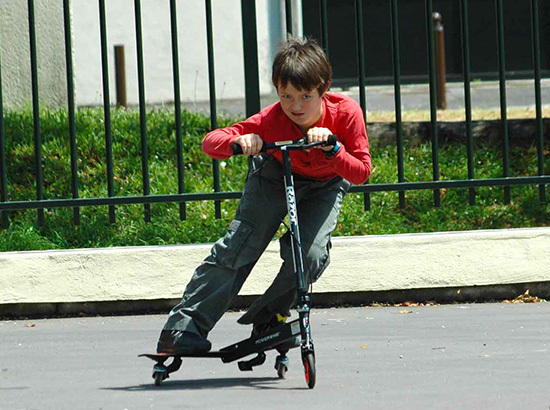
left=185, top=78, right=550, bottom=118
left=1, top=303, right=549, bottom=409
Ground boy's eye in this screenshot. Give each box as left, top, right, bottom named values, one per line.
left=303, top=94, right=312, bottom=100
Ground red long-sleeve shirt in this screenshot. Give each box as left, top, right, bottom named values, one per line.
left=202, top=92, right=371, bottom=185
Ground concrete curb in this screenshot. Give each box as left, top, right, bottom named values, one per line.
left=1, top=227, right=549, bottom=317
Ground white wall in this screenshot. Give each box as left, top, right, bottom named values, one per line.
left=2, top=228, right=550, bottom=305
left=71, top=0, right=276, bottom=107
left=0, top=0, right=67, bottom=109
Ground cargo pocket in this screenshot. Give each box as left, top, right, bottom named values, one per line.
left=211, top=219, right=254, bottom=269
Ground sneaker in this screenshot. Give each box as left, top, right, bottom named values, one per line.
left=156, top=330, right=212, bottom=355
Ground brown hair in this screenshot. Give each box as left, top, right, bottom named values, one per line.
left=272, top=37, right=332, bottom=96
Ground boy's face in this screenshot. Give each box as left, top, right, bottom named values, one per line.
left=276, top=82, right=324, bottom=134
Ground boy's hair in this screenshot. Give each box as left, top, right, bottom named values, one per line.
left=272, top=37, right=332, bottom=95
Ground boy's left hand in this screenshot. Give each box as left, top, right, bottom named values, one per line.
left=307, top=127, right=335, bottom=151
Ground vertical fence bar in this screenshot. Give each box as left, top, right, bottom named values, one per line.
left=495, top=0, right=510, bottom=204
left=169, top=0, right=186, bottom=220
left=285, top=0, right=293, bottom=37
left=98, top=0, right=116, bottom=223
left=530, top=0, right=546, bottom=203
left=205, top=0, right=221, bottom=219
left=0, top=40, right=8, bottom=229
left=460, top=0, right=475, bottom=205
left=134, top=0, right=151, bottom=222
left=319, top=0, right=329, bottom=56
left=425, top=0, right=440, bottom=207
left=63, top=0, right=80, bottom=225
left=241, top=0, right=260, bottom=174
left=28, top=0, right=45, bottom=225
left=390, top=0, right=405, bottom=209
left=354, top=0, right=370, bottom=211
left=241, top=0, right=261, bottom=117
left=354, top=0, right=366, bottom=114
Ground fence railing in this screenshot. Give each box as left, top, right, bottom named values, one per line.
left=0, top=0, right=548, bottom=230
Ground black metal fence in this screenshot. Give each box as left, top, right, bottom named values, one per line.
left=0, top=0, right=548, bottom=229
left=305, top=0, right=550, bottom=86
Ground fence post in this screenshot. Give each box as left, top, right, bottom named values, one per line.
left=241, top=0, right=261, bottom=117
left=114, top=45, right=127, bottom=108
left=433, top=12, right=446, bottom=110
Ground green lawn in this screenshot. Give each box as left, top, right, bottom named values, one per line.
left=0, top=107, right=548, bottom=251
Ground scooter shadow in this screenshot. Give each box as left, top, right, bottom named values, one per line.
left=104, top=376, right=306, bottom=391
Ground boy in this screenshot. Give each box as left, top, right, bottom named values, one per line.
left=157, top=37, right=371, bottom=354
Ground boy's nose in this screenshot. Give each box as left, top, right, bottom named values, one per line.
left=291, top=100, right=302, bottom=110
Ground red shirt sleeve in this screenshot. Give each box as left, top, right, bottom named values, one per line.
left=202, top=112, right=263, bottom=159
left=325, top=100, right=371, bottom=185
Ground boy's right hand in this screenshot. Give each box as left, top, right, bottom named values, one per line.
left=234, top=133, right=263, bottom=156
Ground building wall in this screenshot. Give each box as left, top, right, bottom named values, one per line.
left=71, top=0, right=275, bottom=107
left=0, top=0, right=67, bottom=109
left=0, top=0, right=282, bottom=109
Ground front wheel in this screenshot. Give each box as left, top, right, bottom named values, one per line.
left=302, top=352, right=316, bottom=389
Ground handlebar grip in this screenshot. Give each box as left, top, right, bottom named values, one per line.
left=231, top=143, right=243, bottom=155
left=327, top=134, right=338, bottom=146
left=231, top=142, right=267, bottom=155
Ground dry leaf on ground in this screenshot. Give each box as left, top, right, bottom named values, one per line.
left=503, top=290, right=546, bottom=304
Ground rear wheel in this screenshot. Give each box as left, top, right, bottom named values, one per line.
left=153, top=364, right=168, bottom=387
left=275, top=354, right=289, bottom=378
left=302, top=352, right=316, bottom=389
left=153, top=371, right=164, bottom=386
left=276, top=362, right=288, bottom=378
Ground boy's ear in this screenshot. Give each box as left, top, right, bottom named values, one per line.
left=320, top=81, right=331, bottom=97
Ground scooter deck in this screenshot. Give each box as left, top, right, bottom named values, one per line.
left=140, top=319, right=301, bottom=364
left=139, top=351, right=226, bottom=360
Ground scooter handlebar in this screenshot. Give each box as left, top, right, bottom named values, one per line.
left=231, top=134, right=338, bottom=156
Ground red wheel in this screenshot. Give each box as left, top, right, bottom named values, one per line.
left=302, top=352, right=316, bottom=389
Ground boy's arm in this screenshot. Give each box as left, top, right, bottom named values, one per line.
left=202, top=113, right=263, bottom=159
left=325, top=106, right=371, bottom=185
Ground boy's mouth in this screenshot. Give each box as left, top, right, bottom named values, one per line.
left=291, top=112, right=305, bottom=118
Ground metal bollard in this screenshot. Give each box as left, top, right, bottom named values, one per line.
left=114, top=45, right=127, bottom=108
left=433, top=12, right=447, bottom=110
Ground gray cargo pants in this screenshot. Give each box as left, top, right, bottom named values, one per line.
left=163, top=155, right=351, bottom=338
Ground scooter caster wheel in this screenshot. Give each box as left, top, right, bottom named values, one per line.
left=302, top=352, right=316, bottom=389
left=153, top=365, right=168, bottom=386
left=153, top=371, right=165, bottom=386
left=275, top=355, right=289, bottom=378
left=276, top=362, right=288, bottom=378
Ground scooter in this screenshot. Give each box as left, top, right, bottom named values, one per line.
left=140, top=135, right=338, bottom=389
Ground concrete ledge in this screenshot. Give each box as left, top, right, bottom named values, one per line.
left=1, top=227, right=549, bottom=316
left=2, top=282, right=550, bottom=319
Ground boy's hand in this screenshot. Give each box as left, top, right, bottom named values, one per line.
left=307, top=127, right=335, bottom=151
left=234, top=133, right=263, bottom=156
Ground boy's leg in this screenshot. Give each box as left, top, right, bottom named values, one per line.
left=238, top=176, right=351, bottom=326
left=159, top=157, right=287, bottom=349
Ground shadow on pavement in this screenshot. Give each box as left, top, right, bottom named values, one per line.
left=102, top=376, right=306, bottom=391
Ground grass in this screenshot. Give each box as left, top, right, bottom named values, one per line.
left=0, top=106, right=549, bottom=252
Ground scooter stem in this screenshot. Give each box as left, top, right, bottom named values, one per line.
left=280, top=147, right=313, bottom=351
